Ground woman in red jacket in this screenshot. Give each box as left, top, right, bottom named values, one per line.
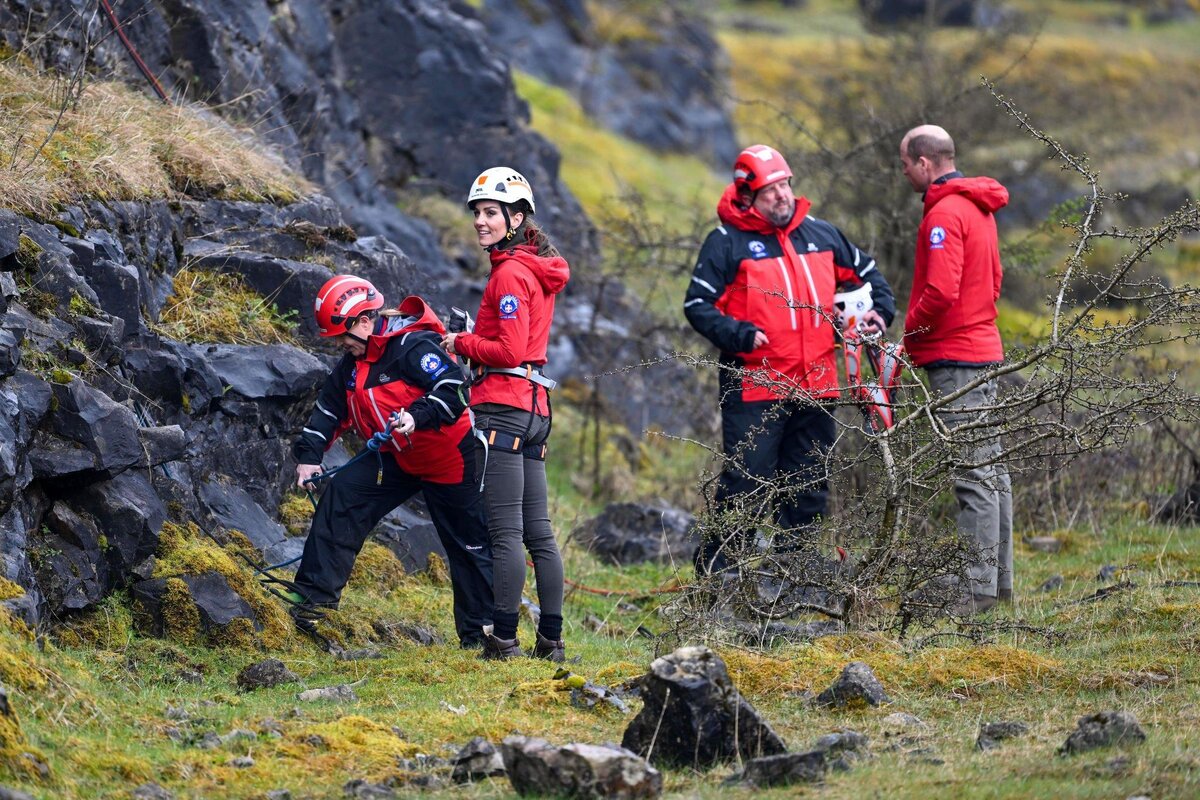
left=443, top=167, right=570, bottom=661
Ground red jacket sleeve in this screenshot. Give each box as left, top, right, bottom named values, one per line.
left=907, top=212, right=965, bottom=337
left=455, top=269, right=532, bottom=369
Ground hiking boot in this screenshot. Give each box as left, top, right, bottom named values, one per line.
left=480, top=632, right=524, bottom=660
left=532, top=632, right=565, bottom=663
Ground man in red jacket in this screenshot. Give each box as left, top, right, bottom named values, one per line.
left=685, top=144, right=895, bottom=576
left=900, top=124, right=1013, bottom=614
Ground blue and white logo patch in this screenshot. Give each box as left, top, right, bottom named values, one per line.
left=420, top=352, right=446, bottom=377
left=929, top=226, right=947, bottom=249
left=748, top=240, right=767, bottom=259
left=499, top=294, right=519, bottom=319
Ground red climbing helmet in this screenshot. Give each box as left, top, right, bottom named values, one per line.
left=732, top=144, right=793, bottom=194
left=313, top=275, right=384, bottom=337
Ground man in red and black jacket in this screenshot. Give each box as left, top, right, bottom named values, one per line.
left=900, top=124, right=1013, bottom=615
left=684, top=144, right=895, bottom=575
left=290, top=276, right=492, bottom=647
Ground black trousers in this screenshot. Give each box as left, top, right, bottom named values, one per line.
left=293, top=451, right=493, bottom=646
left=695, top=400, right=836, bottom=575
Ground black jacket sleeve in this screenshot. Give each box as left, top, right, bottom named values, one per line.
left=683, top=227, right=759, bottom=354
left=292, top=356, right=352, bottom=465
left=399, top=335, right=469, bottom=431
left=824, top=220, right=896, bottom=328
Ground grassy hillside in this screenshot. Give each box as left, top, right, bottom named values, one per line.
left=0, top=59, right=309, bottom=214
left=3, top=507, right=1199, bottom=798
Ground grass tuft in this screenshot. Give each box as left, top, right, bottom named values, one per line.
left=153, top=267, right=299, bottom=346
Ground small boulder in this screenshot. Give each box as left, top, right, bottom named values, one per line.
left=815, top=662, right=891, bottom=708
left=0, top=785, right=36, bottom=800
left=451, top=736, right=506, bottom=783
left=570, top=502, right=697, bottom=566
left=730, top=750, right=827, bottom=787
left=502, top=736, right=662, bottom=799
left=976, top=720, right=1029, bottom=751
left=621, top=645, right=785, bottom=768
left=130, top=783, right=175, bottom=800
left=1060, top=711, right=1146, bottom=755
left=1039, top=574, right=1065, bottom=593
left=237, top=659, right=299, bottom=691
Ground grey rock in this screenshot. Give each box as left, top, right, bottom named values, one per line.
left=502, top=736, right=662, bottom=799
left=237, top=659, right=300, bottom=692
left=45, top=379, right=143, bottom=477
left=372, top=619, right=444, bottom=647
left=138, top=425, right=187, bottom=467
left=65, top=470, right=166, bottom=586
left=343, top=779, right=396, bottom=798
left=231, top=756, right=255, bottom=767
left=133, top=571, right=260, bottom=638
left=1060, top=711, right=1146, bottom=754
left=266, top=791, right=293, bottom=800
left=622, top=645, right=786, bottom=768
left=297, top=684, right=359, bottom=703
left=195, top=731, right=222, bottom=750
left=815, top=662, right=891, bottom=708
left=1097, top=564, right=1120, bottom=582
left=29, top=502, right=109, bottom=613
left=731, top=749, right=827, bottom=787
left=373, top=506, right=448, bottom=574
left=131, top=783, right=175, bottom=800
left=199, top=479, right=289, bottom=555
left=813, top=730, right=869, bottom=755
left=0, top=785, right=37, bottom=800
left=571, top=502, right=697, bottom=566
left=1040, top=574, right=1065, bottom=593
left=452, top=736, right=506, bottom=783
left=976, top=720, right=1029, bottom=750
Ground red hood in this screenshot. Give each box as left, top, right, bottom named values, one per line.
left=716, top=183, right=812, bottom=236
left=363, top=295, right=444, bottom=362
left=490, top=240, right=570, bottom=294
left=925, top=176, right=1009, bottom=214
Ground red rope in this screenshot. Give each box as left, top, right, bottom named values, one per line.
left=98, top=0, right=170, bottom=104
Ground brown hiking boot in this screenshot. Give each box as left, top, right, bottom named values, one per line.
left=480, top=632, right=524, bottom=660
left=532, top=632, right=565, bottom=663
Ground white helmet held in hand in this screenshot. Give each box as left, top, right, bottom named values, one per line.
left=466, top=167, right=536, bottom=213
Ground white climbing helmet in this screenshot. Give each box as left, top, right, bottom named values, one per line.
left=466, top=167, right=536, bottom=214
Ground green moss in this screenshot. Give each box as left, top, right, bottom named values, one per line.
left=15, top=234, right=41, bottom=271
left=49, top=218, right=81, bottom=238
left=153, top=521, right=293, bottom=651
left=160, top=577, right=201, bottom=645
left=0, top=578, right=22, bottom=602
left=54, top=594, right=133, bottom=650
left=278, top=494, right=314, bottom=537
left=152, top=268, right=298, bottom=346
left=68, top=291, right=98, bottom=318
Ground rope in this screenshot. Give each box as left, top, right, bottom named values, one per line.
left=98, top=0, right=170, bottom=103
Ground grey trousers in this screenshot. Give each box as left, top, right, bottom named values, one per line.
left=473, top=405, right=565, bottom=618
left=926, top=366, right=1013, bottom=598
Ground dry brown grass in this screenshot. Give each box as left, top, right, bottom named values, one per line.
left=0, top=61, right=310, bottom=215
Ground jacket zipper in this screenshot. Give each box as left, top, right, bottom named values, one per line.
left=774, top=257, right=798, bottom=331
left=798, top=253, right=821, bottom=328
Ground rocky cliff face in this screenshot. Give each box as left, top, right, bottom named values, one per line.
left=0, top=0, right=597, bottom=266
left=0, top=194, right=421, bottom=629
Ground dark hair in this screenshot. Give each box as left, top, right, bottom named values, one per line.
left=497, top=200, right=560, bottom=258
left=906, top=133, right=956, bottom=164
